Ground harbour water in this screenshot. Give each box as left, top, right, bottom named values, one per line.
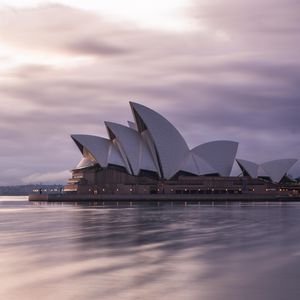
left=1, top=196, right=300, bottom=300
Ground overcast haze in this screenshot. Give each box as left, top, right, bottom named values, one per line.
left=0, top=0, right=299, bottom=185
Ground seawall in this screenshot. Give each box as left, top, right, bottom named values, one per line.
left=29, top=193, right=300, bottom=203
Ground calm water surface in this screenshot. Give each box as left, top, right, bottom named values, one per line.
left=1, top=196, right=300, bottom=300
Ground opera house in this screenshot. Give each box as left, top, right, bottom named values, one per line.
left=64, top=102, right=298, bottom=196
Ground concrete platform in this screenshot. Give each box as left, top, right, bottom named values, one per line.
left=29, top=193, right=300, bottom=203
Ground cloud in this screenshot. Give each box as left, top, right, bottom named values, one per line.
left=0, top=4, right=130, bottom=59
left=0, top=1, right=299, bottom=184
left=191, top=0, right=300, bottom=35
left=66, top=39, right=128, bottom=57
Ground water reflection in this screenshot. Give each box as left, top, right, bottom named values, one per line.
left=1, top=200, right=300, bottom=299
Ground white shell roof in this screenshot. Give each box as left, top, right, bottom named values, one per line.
left=105, top=121, right=157, bottom=175
left=127, top=121, right=138, bottom=131
left=237, top=158, right=298, bottom=182
left=71, top=134, right=126, bottom=169
left=71, top=134, right=110, bottom=167
left=108, top=141, right=127, bottom=168
left=75, top=157, right=95, bottom=170
left=140, top=130, right=162, bottom=177
left=179, top=152, right=217, bottom=176
left=192, top=153, right=218, bottom=175
left=178, top=152, right=199, bottom=176
left=192, top=141, right=238, bottom=176
left=260, top=159, right=298, bottom=182
left=130, top=102, right=190, bottom=179
left=139, top=134, right=158, bottom=173
left=236, top=159, right=259, bottom=178
left=257, top=166, right=269, bottom=177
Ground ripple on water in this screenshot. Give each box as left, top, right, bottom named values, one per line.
left=1, top=201, right=300, bottom=300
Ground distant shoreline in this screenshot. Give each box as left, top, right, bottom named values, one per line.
left=0, top=184, right=63, bottom=196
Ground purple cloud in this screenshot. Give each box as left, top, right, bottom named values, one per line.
left=0, top=2, right=299, bottom=184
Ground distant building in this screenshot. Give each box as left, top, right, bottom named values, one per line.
left=64, top=102, right=298, bottom=196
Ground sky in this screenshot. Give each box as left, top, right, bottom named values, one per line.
left=0, top=0, right=299, bottom=185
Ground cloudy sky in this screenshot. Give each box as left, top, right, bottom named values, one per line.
left=0, top=0, right=299, bottom=185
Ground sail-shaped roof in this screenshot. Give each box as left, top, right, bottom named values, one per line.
left=192, top=153, right=218, bottom=175
left=237, top=158, right=298, bottom=182
left=71, top=135, right=110, bottom=167
left=108, top=141, right=127, bottom=168
left=75, top=157, right=95, bottom=170
left=260, top=159, right=298, bottom=182
left=71, top=134, right=126, bottom=168
left=127, top=121, right=138, bottom=131
left=105, top=121, right=157, bottom=175
left=130, top=102, right=190, bottom=179
left=236, top=159, right=259, bottom=178
left=179, top=152, right=217, bottom=176
left=192, top=141, right=238, bottom=176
